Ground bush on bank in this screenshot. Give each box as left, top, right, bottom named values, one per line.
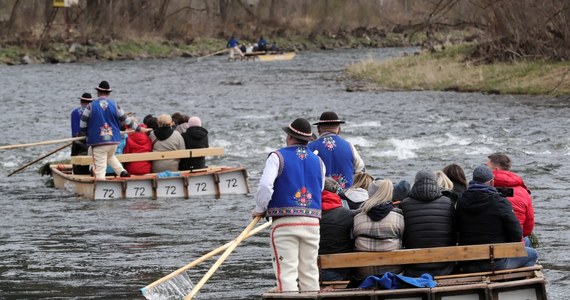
left=346, top=44, right=570, bottom=97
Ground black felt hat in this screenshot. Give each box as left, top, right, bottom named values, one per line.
left=79, top=93, right=93, bottom=101
left=95, top=80, right=112, bottom=92
left=313, top=111, right=345, bottom=125
left=282, top=118, right=317, bottom=142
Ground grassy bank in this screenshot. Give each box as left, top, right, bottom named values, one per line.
left=346, top=44, right=570, bottom=96
left=0, top=33, right=418, bottom=66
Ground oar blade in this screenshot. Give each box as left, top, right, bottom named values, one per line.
left=141, top=271, right=194, bottom=300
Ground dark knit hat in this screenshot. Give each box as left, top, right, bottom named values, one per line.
left=473, top=165, right=494, bottom=183
left=393, top=180, right=411, bottom=201
left=282, top=118, right=317, bottom=141
left=95, top=80, right=112, bottom=92
left=79, top=93, right=93, bottom=101
left=313, top=111, right=345, bottom=125
left=414, top=169, right=436, bottom=183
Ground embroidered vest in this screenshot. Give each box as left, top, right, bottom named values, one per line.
left=86, top=98, right=121, bottom=146
left=266, top=146, right=322, bottom=218
left=308, top=133, right=355, bottom=189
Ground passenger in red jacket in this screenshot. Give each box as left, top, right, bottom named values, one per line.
left=123, top=124, right=152, bottom=175
left=486, top=153, right=535, bottom=240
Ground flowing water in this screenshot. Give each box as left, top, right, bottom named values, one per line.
left=0, top=49, right=569, bottom=299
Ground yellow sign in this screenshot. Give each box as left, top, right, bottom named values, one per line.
left=53, top=0, right=78, bottom=7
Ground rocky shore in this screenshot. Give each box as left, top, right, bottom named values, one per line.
left=0, top=29, right=423, bottom=66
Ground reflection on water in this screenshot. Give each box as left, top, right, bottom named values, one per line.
left=0, top=49, right=569, bottom=299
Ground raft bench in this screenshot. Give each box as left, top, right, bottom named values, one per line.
left=284, top=243, right=546, bottom=300
left=70, top=147, right=225, bottom=165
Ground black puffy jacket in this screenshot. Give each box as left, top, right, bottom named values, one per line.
left=179, top=126, right=209, bottom=170
left=400, top=176, right=456, bottom=276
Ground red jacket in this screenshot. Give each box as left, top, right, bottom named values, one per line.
left=123, top=131, right=152, bottom=175
left=492, top=169, right=534, bottom=237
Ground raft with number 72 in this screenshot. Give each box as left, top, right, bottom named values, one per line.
left=49, top=147, right=249, bottom=200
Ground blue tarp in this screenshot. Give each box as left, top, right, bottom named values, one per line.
left=359, top=272, right=437, bottom=289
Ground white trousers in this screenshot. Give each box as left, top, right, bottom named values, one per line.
left=91, top=144, right=123, bottom=179
left=229, top=47, right=244, bottom=58
left=270, top=216, right=320, bottom=292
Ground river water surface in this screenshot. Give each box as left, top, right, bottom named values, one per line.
left=0, top=49, right=569, bottom=299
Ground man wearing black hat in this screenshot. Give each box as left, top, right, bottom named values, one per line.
left=308, top=111, right=365, bottom=189
left=70, top=92, right=93, bottom=175
left=456, top=165, right=537, bottom=272
left=252, top=118, right=325, bottom=293
left=79, top=81, right=147, bottom=179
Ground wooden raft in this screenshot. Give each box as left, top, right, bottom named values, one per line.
left=70, top=147, right=224, bottom=165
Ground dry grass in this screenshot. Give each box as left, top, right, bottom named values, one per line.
left=346, top=45, right=570, bottom=96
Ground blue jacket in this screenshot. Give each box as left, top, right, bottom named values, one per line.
left=70, top=106, right=86, bottom=137
left=308, top=133, right=355, bottom=188
left=266, top=146, right=323, bottom=218
left=227, top=37, right=239, bottom=48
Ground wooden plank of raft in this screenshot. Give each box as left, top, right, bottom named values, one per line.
left=70, top=147, right=225, bottom=165
left=318, top=243, right=526, bottom=269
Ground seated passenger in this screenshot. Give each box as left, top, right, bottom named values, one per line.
left=400, top=170, right=456, bottom=277
left=149, top=114, right=185, bottom=173
left=436, top=170, right=459, bottom=204
left=258, top=36, right=268, bottom=52
left=341, top=172, right=374, bottom=210
left=179, top=116, right=209, bottom=171
left=143, top=114, right=158, bottom=130
left=391, top=180, right=411, bottom=207
left=442, top=163, right=468, bottom=198
left=123, top=124, right=152, bottom=175
left=319, top=177, right=354, bottom=281
left=456, top=166, right=537, bottom=273
left=175, top=114, right=191, bottom=134
left=353, top=179, right=404, bottom=279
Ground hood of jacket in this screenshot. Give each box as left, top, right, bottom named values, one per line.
left=322, top=190, right=342, bottom=211
left=366, top=203, right=394, bottom=221
left=410, top=177, right=442, bottom=202
left=460, top=182, right=500, bottom=214
left=492, top=169, right=529, bottom=192
left=344, top=187, right=369, bottom=203
left=154, top=126, right=174, bottom=141
left=185, top=126, right=208, bottom=139
left=126, top=132, right=152, bottom=152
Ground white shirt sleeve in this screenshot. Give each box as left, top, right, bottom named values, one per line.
left=320, top=158, right=326, bottom=191
left=351, top=143, right=365, bottom=173
left=253, top=153, right=280, bottom=214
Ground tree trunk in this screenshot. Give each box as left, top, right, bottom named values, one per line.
left=8, top=0, right=22, bottom=30
left=219, top=0, right=228, bottom=23
left=154, top=0, right=171, bottom=30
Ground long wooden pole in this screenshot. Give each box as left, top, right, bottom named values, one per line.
left=196, top=48, right=228, bottom=61
left=184, top=217, right=262, bottom=300
left=0, top=137, right=85, bottom=150
left=141, top=220, right=271, bottom=293
left=7, top=142, right=73, bottom=177
left=0, top=129, right=149, bottom=151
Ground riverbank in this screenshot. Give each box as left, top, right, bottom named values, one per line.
left=0, top=32, right=420, bottom=66
left=345, top=44, right=570, bottom=97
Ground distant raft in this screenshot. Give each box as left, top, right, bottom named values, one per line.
left=229, top=52, right=296, bottom=62
left=49, top=148, right=249, bottom=200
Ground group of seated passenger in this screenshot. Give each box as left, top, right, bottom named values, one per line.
left=73, top=111, right=209, bottom=176
left=319, top=163, right=538, bottom=282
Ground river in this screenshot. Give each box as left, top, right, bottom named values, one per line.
left=0, top=49, right=568, bottom=299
